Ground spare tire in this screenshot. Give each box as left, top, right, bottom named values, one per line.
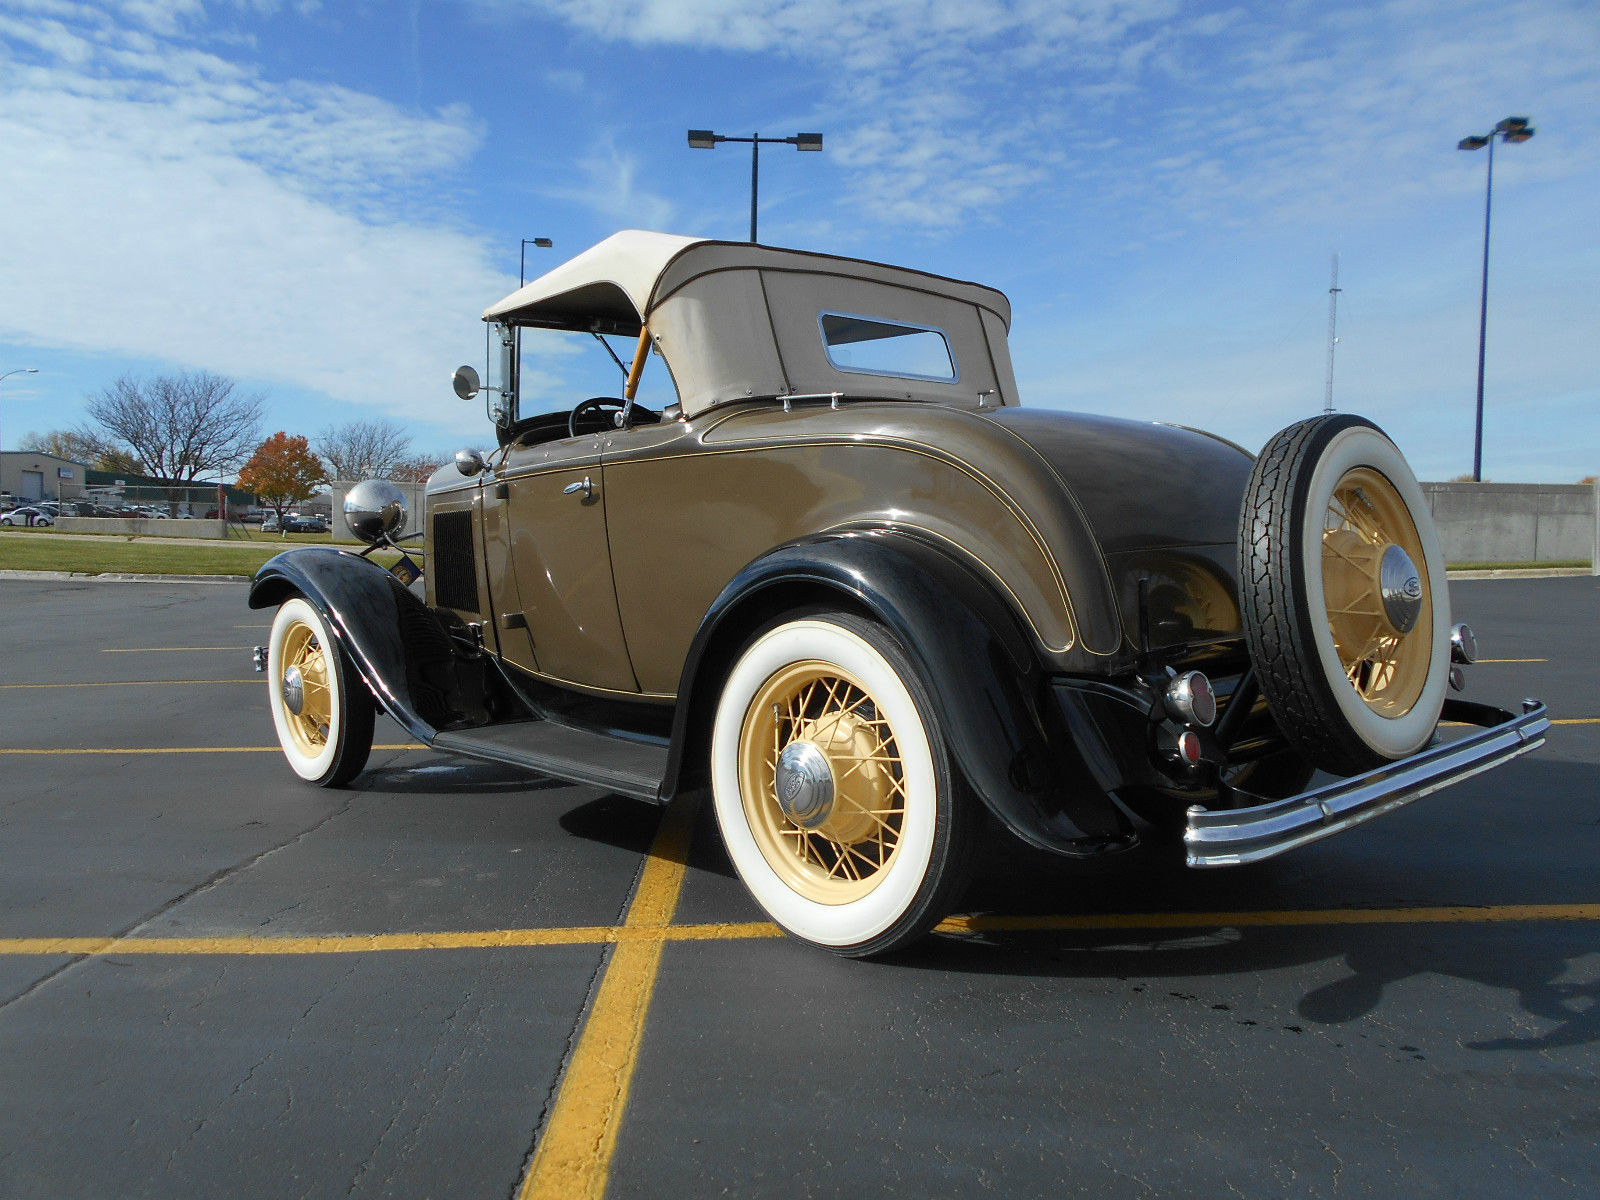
left=1238, top=415, right=1450, bottom=776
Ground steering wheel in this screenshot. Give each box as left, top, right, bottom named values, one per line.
left=567, top=396, right=658, bottom=438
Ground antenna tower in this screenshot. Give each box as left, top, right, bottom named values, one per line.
left=1323, top=254, right=1341, bottom=414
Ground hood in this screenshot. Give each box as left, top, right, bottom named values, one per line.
left=987, top=408, right=1255, bottom=654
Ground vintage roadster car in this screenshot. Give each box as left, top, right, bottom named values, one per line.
left=250, top=232, right=1548, bottom=956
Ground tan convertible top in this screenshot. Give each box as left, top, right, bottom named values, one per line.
left=483, top=231, right=1018, bottom=416
left=483, top=231, right=703, bottom=332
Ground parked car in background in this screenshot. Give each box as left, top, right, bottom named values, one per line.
left=249, top=230, right=1550, bottom=958
left=1, top=506, right=53, bottom=527
left=261, top=513, right=281, bottom=533
left=283, top=513, right=330, bottom=533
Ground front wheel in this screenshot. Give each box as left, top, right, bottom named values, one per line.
left=710, top=612, right=976, bottom=958
left=266, top=596, right=374, bottom=787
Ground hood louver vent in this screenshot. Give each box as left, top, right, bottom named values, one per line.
left=431, top=510, right=478, bottom=613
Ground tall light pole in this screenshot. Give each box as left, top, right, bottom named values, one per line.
left=0, top=367, right=40, bottom=463
left=520, top=237, right=553, bottom=287
left=514, top=239, right=553, bottom=407
left=687, top=130, right=823, bottom=243
left=1458, top=116, right=1535, bottom=482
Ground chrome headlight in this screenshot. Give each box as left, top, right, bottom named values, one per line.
left=343, top=479, right=407, bottom=545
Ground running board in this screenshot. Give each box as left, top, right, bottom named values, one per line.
left=430, top=720, right=667, bottom=802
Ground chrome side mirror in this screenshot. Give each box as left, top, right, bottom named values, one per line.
left=343, top=479, right=408, bottom=545
left=454, top=448, right=486, bottom=476
left=452, top=364, right=481, bottom=401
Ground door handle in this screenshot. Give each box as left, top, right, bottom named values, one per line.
left=562, top=476, right=593, bottom=500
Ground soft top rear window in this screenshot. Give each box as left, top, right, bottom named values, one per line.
left=819, top=312, right=957, bottom=383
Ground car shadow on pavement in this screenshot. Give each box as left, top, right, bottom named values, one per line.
left=897, top=917, right=1600, bottom=1053
left=355, top=758, right=573, bottom=795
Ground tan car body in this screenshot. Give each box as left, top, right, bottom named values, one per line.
left=428, top=233, right=1252, bottom=704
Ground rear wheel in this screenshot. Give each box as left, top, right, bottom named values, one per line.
left=1238, top=416, right=1450, bottom=775
left=710, top=613, right=976, bottom=957
left=266, top=597, right=374, bottom=787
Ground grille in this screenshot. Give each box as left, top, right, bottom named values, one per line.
left=431, top=509, right=479, bottom=612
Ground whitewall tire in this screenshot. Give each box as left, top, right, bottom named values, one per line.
left=1239, top=415, right=1450, bottom=774
left=710, top=612, right=974, bottom=957
left=266, top=596, right=375, bottom=787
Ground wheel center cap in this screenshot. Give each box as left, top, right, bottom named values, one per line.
left=775, top=740, right=835, bottom=829
left=1379, top=543, right=1424, bottom=634
left=281, top=665, right=306, bottom=716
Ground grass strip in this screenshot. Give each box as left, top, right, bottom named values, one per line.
left=0, top=533, right=419, bottom=577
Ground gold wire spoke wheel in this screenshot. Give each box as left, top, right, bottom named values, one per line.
left=736, top=661, right=909, bottom=905
left=1321, top=466, right=1432, bottom=717
left=279, top=619, right=334, bottom=757
left=266, top=596, right=374, bottom=787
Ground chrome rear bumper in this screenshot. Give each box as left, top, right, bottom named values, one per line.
left=1184, top=698, right=1549, bottom=867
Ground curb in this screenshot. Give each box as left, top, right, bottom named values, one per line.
left=1446, top=567, right=1594, bottom=581
left=0, top=570, right=252, bottom=584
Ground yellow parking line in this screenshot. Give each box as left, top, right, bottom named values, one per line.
left=933, top=902, right=1600, bottom=935
left=517, top=792, right=700, bottom=1200
left=1442, top=717, right=1595, bottom=728
left=3, top=903, right=1595, bottom=960
left=0, top=744, right=422, bottom=755
left=0, top=680, right=261, bottom=689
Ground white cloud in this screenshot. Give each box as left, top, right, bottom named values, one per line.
left=498, top=0, right=1600, bottom=239
left=539, top=138, right=677, bottom=231
left=0, top=4, right=511, bottom=434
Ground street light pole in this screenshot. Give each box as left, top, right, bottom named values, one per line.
left=520, top=237, right=553, bottom=287
left=1471, top=134, right=1494, bottom=484
left=0, top=366, right=40, bottom=464
left=750, top=134, right=760, bottom=243
left=1458, top=116, right=1534, bottom=482
left=687, top=130, right=824, bottom=243
left=513, top=239, right=553, bottom=412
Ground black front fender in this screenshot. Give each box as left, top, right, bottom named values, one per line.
left=664, top=529, right=1134, bottom=857
left=249, top=549, right=461, bottom=745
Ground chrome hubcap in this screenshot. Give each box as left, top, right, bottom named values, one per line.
left=774, top=740, right=835, bottom=829
left=281, top=665, right=306, bottom=716
left=1378, top=543, right=1423, bottom=634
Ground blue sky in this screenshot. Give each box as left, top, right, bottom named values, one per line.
left=0, top=0, right=1595, bottom=481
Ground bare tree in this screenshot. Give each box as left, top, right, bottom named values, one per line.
left=84, top=372, right=264, bottom=483
left=388, top=453, right=450, bottom=483
left=314, top=418, right=412, bottom=482
left=18, top=428, right=115, bottom=465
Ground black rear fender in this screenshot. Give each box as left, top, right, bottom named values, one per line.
left=663, top=529, right=1133, bottom=856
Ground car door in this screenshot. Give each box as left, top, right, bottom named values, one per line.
left=498, top=433, right=639, bottom=694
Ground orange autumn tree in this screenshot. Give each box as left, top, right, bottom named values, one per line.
left=237, top=432, right=329, bottom=529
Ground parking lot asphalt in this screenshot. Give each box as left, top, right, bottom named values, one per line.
left=0, top=575, right=1596, bottom=1198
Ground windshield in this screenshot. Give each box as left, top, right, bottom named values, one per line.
left=513, top=328, right=680, bottom=421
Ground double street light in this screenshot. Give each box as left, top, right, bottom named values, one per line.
left=1458, top=116, right=1535, bottom=482
left=687, top=129, right=823, bottom=243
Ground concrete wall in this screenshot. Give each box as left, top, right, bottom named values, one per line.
left=1420, top=482, right=1596, bottom=564
left=56, top=517, right=230, bottom=539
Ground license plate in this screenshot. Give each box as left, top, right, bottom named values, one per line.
left=389, top=554, right=422, bottom=586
